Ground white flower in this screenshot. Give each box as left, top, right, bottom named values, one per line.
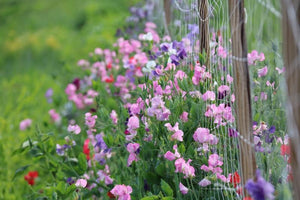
left=142, top=60, right=156, bottom=73
left=142, top=32, right=153, bottom=41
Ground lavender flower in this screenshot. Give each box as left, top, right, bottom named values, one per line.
left=245, top=170, right=274, bottom=200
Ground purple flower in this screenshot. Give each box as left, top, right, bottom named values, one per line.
left=95, top=134, right=107, bottom=150
left=45, top=88, right=53, bottom=103
left=228, top=128, right=238, bottom=137
left=245, top=170, right=274, bottom=200
left=268, top=126, right=275, bottom=134
left=56, top=144, right=65, bottom=156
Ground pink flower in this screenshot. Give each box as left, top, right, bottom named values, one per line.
left=19, top=119, right=32, bottom=130
left=110, top=110, right=118, bottom=125
left=110, top=184, right=132, bottom=200
left=49, top=109, right=61, bottom=123
left=171, top=130, right=184, bottom=141
left=165, top=122, right=179, bottom=132
left=164, top=151, right=176, bottom=161
left=180, top=111, right=189, bottom=122
left=174, top=158, right=195, bottom=178
left=208, top=154, right=223, bottom=168
left=94, top=48, right=103, bottom=55
left=258, top=66, right=268, bottom=77
left=179, top=182, right=189, bottom=194
left=193, top=128, right=210, bottom=143
left=75, top=179, right=87, bottom=188
left=227, top=74, right=233, bottom=84
left=202, top=91, right=216, bottom=101
left=65, top=83, right=77, bottom=97
left=261, top=92, right=267, bottom=100
left=218, top=85, right=230, bottom=94
left=275, top=67, right=285, bottom=74
left=126, top=143, right=140, bottom=166
left=68, top=124, right=81, bottom=134
left=164, top=144, right=181, bottom=161
left=127, top=115, right=139, bottom=134
left=248, top=50, right=265, bottom=65
left=85, top=112, right=97, bottom=129
left=217, top=45, right=227, bottom=58
left=175, top=70, right=187, bottom=80
left=199, top=178, right=211, bottom=187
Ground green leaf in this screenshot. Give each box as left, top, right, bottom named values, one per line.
left=12, top=165, right=30, bottom=181
left=140, top=196, right=159, bottom=200
left=77, top=153, right=87, bottom=175
left=56, top=181, right=67, bottom=195
left=160, top=179, right=173, bottom=197
left=161, top=197, right=173, bottom=200
left=155, top=163, right=166, bottom=177
left=52, top=192, right=58, bottom=200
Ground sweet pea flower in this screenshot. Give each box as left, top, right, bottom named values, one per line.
left=193, top=128, right=210, bottom=143
left=202, top=91, right=216, bottom=101
left=127, top=143, right=140, bottom=166
left=110, top=184, right=132, bottom=200
left=258, top=66, right=268, bottom=77
left=245, top=170, right=274, bottom=200
left=49, top=109, right=61, bottom=124
left=67, top=124, right=81, bottom=135
left=174, top=158, right=195, bottom=178
left=275, top=67, right=285, bottom=74
left=75, top=179, right=87, bottom=188
left=199, top=178, right=211, bottom=187
left=110, top=110, right=118, bottom=125
left=19, top=119, right=32, bottom=130
left=179, top=182, right=189, bottom=194
left=208, top=154, right=223, bottom=168
left=127, top=115, right=140, bottom=134
left=24, top=171, right=38, bottom=186
left=180, top=111, right=189, bottom=122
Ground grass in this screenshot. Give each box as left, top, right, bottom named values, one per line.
left=0, top=0, right=139, bottom=199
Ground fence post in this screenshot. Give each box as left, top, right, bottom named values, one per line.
left=281, top=0, right=300, bottom=199
left=163, top=0, right=172, bottom=36
left=228, top=0, right=257, bottom=196
left=198, top=0, right=210, bottom=68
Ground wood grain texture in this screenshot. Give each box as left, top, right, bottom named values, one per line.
left=164, top=0, right=171, bottom=26
left=228, top=0, right=257, bottom=196
left=198, top=0, right=210, bottom=67
left=281, top=0, right=300, bottom=199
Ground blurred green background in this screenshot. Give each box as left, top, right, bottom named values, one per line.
left=0, top=0, right=138, bottom=199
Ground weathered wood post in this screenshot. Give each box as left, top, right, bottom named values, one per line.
left=198, top=0, right=210, bottom=68
left=281, top=0, right=300, bottom=199
left=163, top=0, right=172, bottom=36
left=228, top=0, right=257, bottom=196
left=164, top=0, right=172, bottom=26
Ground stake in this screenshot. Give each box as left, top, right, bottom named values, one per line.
left=281, top=0, right=300, bottom=199
left=228, top=0, right=257, bottom=196
left=198, top=0, right=210, bottom=68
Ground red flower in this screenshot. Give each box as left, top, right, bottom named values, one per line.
left=106, top=62, right=112, bottom=69
left=281, top=144, right=290, bottom=156
left=105, top=75, right=114, bottom=83
left=24, top=171, right=38, bottom=186
left=107, top=191, right=115, bottom=199
left=124, top=130, right=130, bottom=135
left=83, top=139, right=90, bottom=160
left=243, top=197, right=254, bottom=200
left=230, top=171, right=241, bottom=188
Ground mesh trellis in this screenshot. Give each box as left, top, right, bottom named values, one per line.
left=146, top=0, right=298, bottom=199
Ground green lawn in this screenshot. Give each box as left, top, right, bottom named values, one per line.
left=0, top=0, right=138, bottom=199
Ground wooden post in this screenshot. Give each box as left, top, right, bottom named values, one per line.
left=164, top=0, right=171, bottom=26
left=198, top=0, right=210, bottom=68
left=281, top=0, right=300, bottom=199
left=228, top=0, right=257, bottom=196
left=163, top=0, right=171, bottom=36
